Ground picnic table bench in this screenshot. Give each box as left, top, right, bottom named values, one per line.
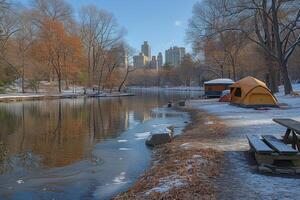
left=247, top=118, right=300, bottom=168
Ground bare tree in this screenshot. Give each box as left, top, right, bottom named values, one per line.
left=188, top=0, right=300, bottom=94
left=187, top=1, right=248, bottom=82
left=79, top=5, right=125, bottom=90
left=223, top=0, right=299, bottom=94
left=118, top=44, right=136, bottom=92
left=30, top=0, right=72, bottom=23
left=0, top=5, right=19, bottom=75
left=15, top=10, right=37, bottom=93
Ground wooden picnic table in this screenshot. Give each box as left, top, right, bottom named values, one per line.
left=273, top=118, right=300, bottom=150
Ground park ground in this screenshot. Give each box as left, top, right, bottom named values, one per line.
left=114, top=84, right=300, bottom=200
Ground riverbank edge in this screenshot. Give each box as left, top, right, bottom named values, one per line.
left=113, top=105, right=227, bottom=200
left=0, top=93, right=135, bottom=103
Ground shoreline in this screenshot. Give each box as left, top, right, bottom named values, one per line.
left=113, top=106, right=227, bottom=199
left=128, top=86, right=203, bottom=92
left=0, top=92, right=135, bottom=103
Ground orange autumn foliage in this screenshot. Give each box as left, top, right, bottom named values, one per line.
left=32, top=19, right=84, bottom=92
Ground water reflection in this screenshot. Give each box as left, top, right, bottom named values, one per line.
left=0, top=90, right=201, bottom=199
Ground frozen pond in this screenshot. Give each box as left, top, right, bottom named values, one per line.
left=0, top=90, right=201, bottom=200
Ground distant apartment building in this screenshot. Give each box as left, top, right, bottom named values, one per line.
left=141, top=41, right=151, bottom=59
left=157, top=52, right=163, bottom=68
left=117, top=46, right=128, bottom=68
left=150, top=56, right=158, bottom=70
left=133, top=53, right=147, bottom=67
left=165, top=48, right=173, bottom=65
left=165, top=46, right=186, bottom=67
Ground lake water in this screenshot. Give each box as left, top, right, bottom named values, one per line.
left=0, top=90, right=201, bottom=200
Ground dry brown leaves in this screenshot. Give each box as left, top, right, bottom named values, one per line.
left=113, top=108, right=226, bottom=200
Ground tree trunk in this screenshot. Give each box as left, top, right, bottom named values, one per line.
left=21, top=52, right=25, bottom=93
left=58, top=76, right=62, bottom=93
left=265, top=55, right=279, bottom=93
left=88, top=46, right=91, bottom=88
left=271, top=0, right=293, bottom=94
left=118, top=70, right=129, bottom=92
left=280, top=61, right=293, bottom=95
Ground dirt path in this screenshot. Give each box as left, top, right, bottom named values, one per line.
left=113, top=108, right=227, bottom=200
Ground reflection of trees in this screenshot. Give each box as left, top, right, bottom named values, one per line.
left=0, top=141, right=12, bottom=174
left=32, top=100, right=88, bottom=167
left=0, top=92, right=193, bottom=170
left=0, top=106, right=20, bottom=140
left=88, top=99, right=126, bottom=141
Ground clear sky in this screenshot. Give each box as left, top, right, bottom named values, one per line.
left=66, top=0, right=200, bottom=56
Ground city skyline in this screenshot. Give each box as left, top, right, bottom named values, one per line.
left=63, top=0, right=198, bottom=55
left=133, top=41, right=186, bottom=68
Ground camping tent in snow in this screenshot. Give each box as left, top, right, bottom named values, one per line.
left=204, top=79, right=234, bottom=98
left=230, top=76, right=277, bottom=107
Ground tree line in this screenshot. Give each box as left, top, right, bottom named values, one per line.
left=187, top=0, right=300, bottom=94
left=0, top=0, right=134, bottom=93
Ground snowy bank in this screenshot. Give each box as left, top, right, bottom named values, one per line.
left=187, top=83, right=300, bottom=199
left=128, top=86, right=203, bottom=91
left=189, top=84, right=300, bottom=151
left=0, top=92, right=135, bottom=102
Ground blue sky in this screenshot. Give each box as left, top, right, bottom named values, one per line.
left=67, top=0, right=199, bottom=56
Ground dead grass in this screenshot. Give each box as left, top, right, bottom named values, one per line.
left=113, top=108, right=227, bottom=200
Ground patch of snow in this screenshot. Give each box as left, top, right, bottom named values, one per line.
left=119, top=148, right=132, bottom=151
left=204, top=78, right=234, bottom=85
left=180, top=143, right=193, bottom=149
left=113, top=172, right=127, bottom=185
left=134, top=131, right=151, bottom=140
left=145, top=175, right=186, bottom=196
left=205, top=121, right=214, bottom=125
left=117, top=139, right=128, bottom=143
left=192, top=155, right=202, bottom=159
left=152, top=123, right=172, bottom=128
left=16, top=179, right=24, bottom=184
left=151, top=128, right=172, bottom=135
left=129, top=86, right=203, bottom=91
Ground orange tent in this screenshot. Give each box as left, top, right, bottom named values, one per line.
left=230, top=76, right=277, bottom=107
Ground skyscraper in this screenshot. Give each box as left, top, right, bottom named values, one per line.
left=117, top=46, right=128, bottom=68
left=141, top=41, right=151, bottom=59
left=165, top=46, right=186, bottom=67
left=150, top=56, right=158, bottom=69
left=133, top=53, right=147, bottom=67
left=165, top=48, right=173, bottom=65
left=157, top=52, right=163, bottom=68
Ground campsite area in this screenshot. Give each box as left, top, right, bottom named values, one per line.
left=115, top=81, right=300, bottom=199
left=191, top=82, right=300, bottom=199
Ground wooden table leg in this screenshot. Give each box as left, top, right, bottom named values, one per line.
left=293, top=131, right=300, bottom=151
left=283, top=128, right=291, bottom=143
left=292, top=131, right=297, bottom=149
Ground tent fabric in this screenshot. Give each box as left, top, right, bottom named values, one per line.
left=219, top=92, right=231, bottom=102
left=230, top=76, right=277, bottom=107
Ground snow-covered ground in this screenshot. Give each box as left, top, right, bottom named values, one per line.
left=129, top=86, right=203, bottom=91
left=189, top=83, right=300, bottom=199
left=189, top=83, right=300, bottom=151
